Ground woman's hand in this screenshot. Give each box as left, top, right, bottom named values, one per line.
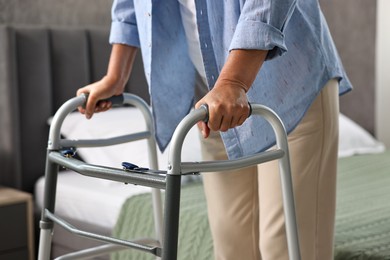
left=195, top=49, right=268, bottom=138
left=76, top=44, right=138, bottom=119
left=195, top=79, right=250, bottom=138
left=77, top=76, right=124, bottom=119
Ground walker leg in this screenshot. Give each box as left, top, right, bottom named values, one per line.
left=279, top=153, right=301, bottom=260
left=151, top=188, right=164, bottom=243
left=38, top=228, right=53, bottom=260
left=38, top=152, right=59, bottom=260
left=161, top=174, right=181, bottom=260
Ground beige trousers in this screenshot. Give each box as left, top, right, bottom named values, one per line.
left=201, top=79, right=339, bottom=260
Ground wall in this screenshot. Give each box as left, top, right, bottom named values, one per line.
left=0, top=0, right=112, bottom=28
left=376, top=0, right=390, bottom=147
left=320, top=0, right=377, bottom=135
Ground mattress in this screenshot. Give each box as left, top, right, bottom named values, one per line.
left=35, top=171, right=152, bottom=230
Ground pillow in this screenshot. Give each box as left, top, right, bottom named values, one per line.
left=338, top=113, right=385, bottom=158
left=56, top=107, right=203, bottom=185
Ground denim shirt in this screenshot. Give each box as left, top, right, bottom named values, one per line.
left=110, top=0, right=352, bottom=159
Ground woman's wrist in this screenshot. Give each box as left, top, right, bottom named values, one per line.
left=219, top=49, right=268, bottom=92
left=102, top=74, right=126, bottom=94
left=215, top=77, right=249, bottom=93
left=105, top=44, right=138, bottom=93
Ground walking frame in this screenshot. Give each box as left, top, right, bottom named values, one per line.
left=37, top=93, right=301, bottom=260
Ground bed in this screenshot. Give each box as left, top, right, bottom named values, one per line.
left=1, top=25, right=389, bottom=260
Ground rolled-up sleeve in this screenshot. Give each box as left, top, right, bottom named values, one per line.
left=109, top=0, right=140, bottom=47
left=229, top=0, right=297, bottom=60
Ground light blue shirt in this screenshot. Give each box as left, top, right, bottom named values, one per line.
left=110, top=0, right=352, bottom=159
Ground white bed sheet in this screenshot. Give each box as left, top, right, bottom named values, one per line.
left=35, top=171, right=153, bottom=229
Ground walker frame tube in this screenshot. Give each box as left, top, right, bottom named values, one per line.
left=38, top=93, right=301, bottom=260
left=163, top=104, right=301, bottom=260
left=38, top=93, right=164, bottom=260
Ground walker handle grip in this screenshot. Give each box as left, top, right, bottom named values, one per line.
left=82, top=94, right=124, bottom=109
left=97, top=94, right=124, bottom=106
left=102, top=94, right=124, bottom=106
left=199, top=102, right=252, bottom=123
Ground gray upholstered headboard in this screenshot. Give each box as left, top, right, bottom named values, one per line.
left=0, top=26, right=149, bottom=193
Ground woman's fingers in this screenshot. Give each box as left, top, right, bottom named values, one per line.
left=195, top=82, right=251, bottom=135
left=197, top=121, right=210, bottom=138
left=207, top=102, right=250, bottom=132
left=96, top=100, right=112, bottom=112
left=76, top=78, right=117, bottom=119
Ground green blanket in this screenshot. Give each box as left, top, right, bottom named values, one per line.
left=112, top=151, right=390, bottom=260
left=334, top=151, right=390, bottom=259
left=112, top=183, right=213, bottom=260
